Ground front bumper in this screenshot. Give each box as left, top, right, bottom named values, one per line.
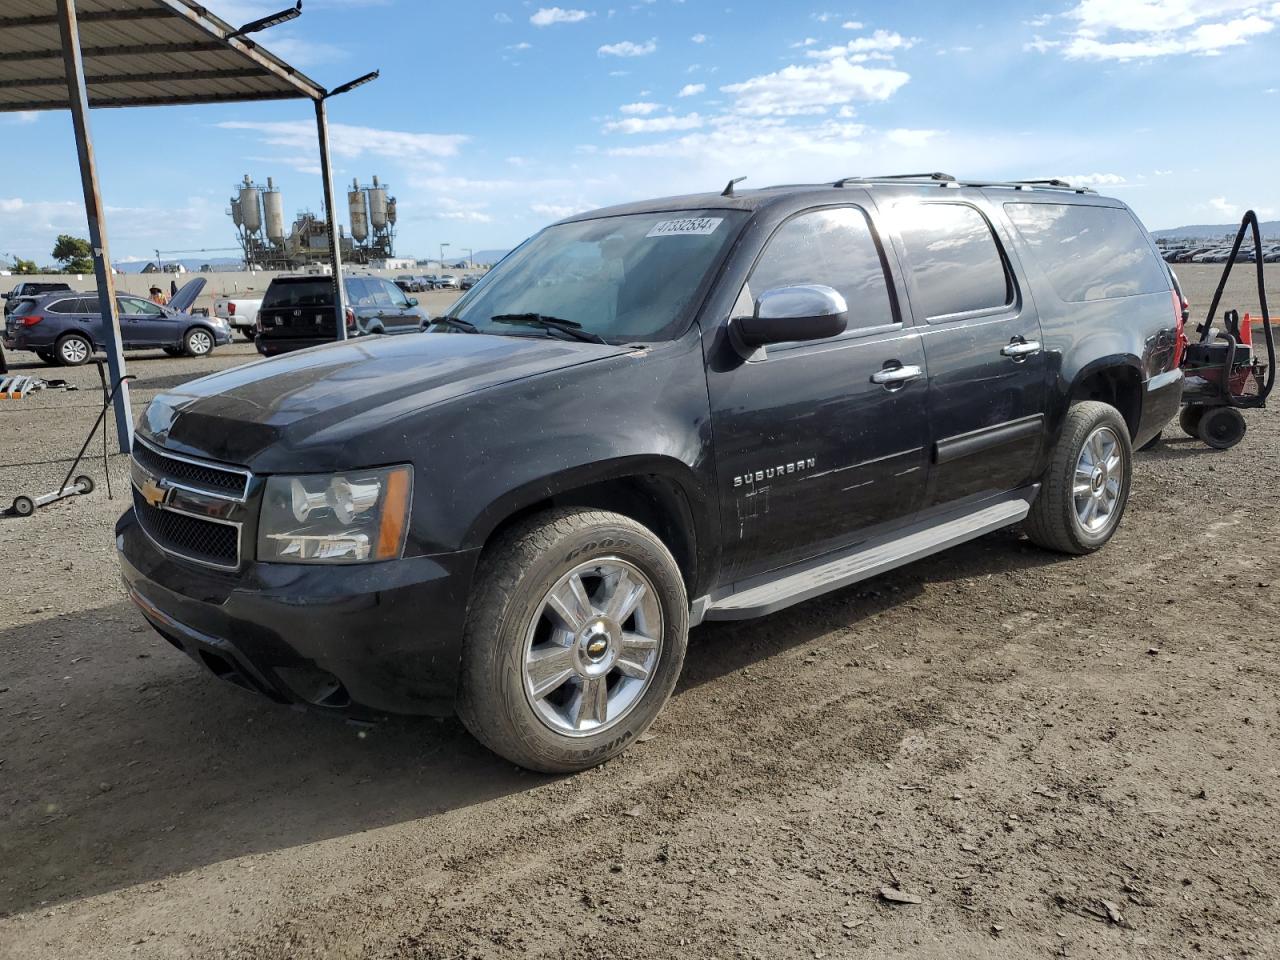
left=117, top=508, right=480, bottom=717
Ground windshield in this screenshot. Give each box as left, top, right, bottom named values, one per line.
left=448, top=209, right=745, bottom=342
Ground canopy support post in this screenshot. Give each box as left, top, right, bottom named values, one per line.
left=56, top=0, right=132, bottom=452
left=314, top=96, right=347, bottom=340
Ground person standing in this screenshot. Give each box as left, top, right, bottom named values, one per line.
left=149, top=285, right=169, bottom=306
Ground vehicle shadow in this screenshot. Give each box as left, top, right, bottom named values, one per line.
left=1, top=530, right=1068, bottom=917
left=0, top=599, right=532, bottom=918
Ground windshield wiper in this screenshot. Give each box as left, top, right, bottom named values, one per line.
left=432, top=316, right=478, bottom=333
left=489, top=313, right=608, bottom=344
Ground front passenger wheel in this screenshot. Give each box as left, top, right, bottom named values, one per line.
left=183, top=328, right=214, bottom=358
left=458, top=508, right=688, bottom=773
left=1025, top=401, right=1133, bottom=555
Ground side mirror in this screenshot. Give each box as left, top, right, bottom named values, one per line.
left=407, top=298, right=419, bottom=307
left=732, top=284, right=848, bottom=349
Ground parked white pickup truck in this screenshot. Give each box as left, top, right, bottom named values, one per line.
left=213, top=295, right=263, bottom=341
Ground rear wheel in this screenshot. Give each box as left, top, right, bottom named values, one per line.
left=55, top=334, right=91, bottom=366
left=458, top=508, right=688, bottom=773
left=35, top=349, right=58, bottom=366
left=183, top=327, right=214, bottom=358
left=1198, top=406, right=1246, bottom=450
left=1026, top=401, right=1133, bottom=555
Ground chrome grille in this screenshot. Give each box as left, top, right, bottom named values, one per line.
left=132, top=438, right=250, bottom=500
left=132, top=489, right=240, bottom=569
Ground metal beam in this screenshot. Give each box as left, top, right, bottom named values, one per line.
left=0, top=68, right=264, bottom=90
left=314, top=97, right=348, bottom=342
left=0, top=89, right=305, bottom=111
left=0, top=9, right=172, bottom=28
left=57, top=0, right=132, bottom=453
left=150, top=0, right=325, bottom=99
left=4, top=41, right=226, bottom=62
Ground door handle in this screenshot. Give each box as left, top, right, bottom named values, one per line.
left=870, top=363, right=923, bottom=387
left=1001, top=339, right=1042, bottom=360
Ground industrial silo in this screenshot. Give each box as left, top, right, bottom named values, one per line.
left=230, top=198, right=243, bottom=228
left=348, top=177, right=369, bottom=243
left=263, top=176, right=286, bottom=243
left=238, top=175, right=262, bottom=234
left=368, top=175, right=388, bottom=230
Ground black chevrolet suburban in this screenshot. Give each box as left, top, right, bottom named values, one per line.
left=118, top=175, right=1184, bottom=772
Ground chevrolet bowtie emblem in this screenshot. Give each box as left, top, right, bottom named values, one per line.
left=140, top=477, right=168, bottom=509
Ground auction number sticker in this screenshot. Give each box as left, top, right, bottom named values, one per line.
left=646, top=217, right=724, bottom=238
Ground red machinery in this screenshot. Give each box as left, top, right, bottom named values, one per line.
left=1177, top=211, right=1275, bottom=449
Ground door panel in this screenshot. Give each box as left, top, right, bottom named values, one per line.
left=884, top=199, right=1047, bottom=508
left=706, top=204, right=931, bottom=584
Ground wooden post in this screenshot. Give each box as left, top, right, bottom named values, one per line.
left=314, top=97, right=347, bottom=340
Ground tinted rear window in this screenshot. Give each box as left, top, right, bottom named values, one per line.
left=261, top=279, right=333, bottom=309
left=894, top=202, right=1012, bottom=319
left=1004, top=202, right=1169, bottom=302
left=46, top=298, right=82, bottom=314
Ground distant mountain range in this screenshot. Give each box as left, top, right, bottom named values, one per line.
left=1153, top=221, right=1280, bottom=240
left=112, top=250, right=513, bottom=273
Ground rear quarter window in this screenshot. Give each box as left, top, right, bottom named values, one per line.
left=1003, top=202, right=1169, bottom=302
left=262, top=279, right=333, bottom=308
left=893, top=202, right=1013, bottom=320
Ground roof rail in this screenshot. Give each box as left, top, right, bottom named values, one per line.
left=831, top=174, right=1095, bottom=195
left=834, top=172, right=955, bottom=187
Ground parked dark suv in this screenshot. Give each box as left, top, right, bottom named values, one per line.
left=119, top=175, right=1183, bottom=773
left=254, top=273, right=430, bottom=356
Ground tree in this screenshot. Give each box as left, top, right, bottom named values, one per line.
left=13, top=258, right=38, bottom=275
left=52, top=234, right=93, bottom=274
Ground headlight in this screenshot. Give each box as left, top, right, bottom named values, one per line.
left=257, top=465, right=413, bottom=564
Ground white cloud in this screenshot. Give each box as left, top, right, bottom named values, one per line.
left=620, top=101, right=663, bottom=115
left=807, top=30, right=919, bottom=60
left=531, top=7, right=593, bottom=26
left=5, top=111, right=40, bottom=125
left=599, top=38, right=658, bottom=57
left=507, top=41, right=533, bottom=50
left=791, top=37, right=818, bottom=48
left=216, top=120, right=467, bottom=163
left=691, top=33, right=707, bottom=43
left=841, top=20, right=864, bottom=29
left=678, top=83, right=706, bottom=97
left=1050, top=173, right=1128, bottom=187
left=1208, top=196, right=1240, bottom=217
left=721, top=57, right=910, bottom=116
left=1029, top=0, right=1280, bottom=60
left=604, top=113, right=705, bottom=134
left=494, top=11, right=512, bottom=22
left=531, top=202, right=590, bottom=219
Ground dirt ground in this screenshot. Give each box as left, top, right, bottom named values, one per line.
left=1, top=265, right=1277, bottom=959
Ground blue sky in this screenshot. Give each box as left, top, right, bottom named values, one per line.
left=3, top=0, right=1279, bottom=265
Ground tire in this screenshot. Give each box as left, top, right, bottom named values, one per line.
left=1025, top=401, right=1133, bottom=555
left=11, top=495, right=35, bottom=517
left=1138, top=430, right=1163, bottom=452
left=183, top=327, right=214, bottom=358
left=241, top=329, right=256, bottom=342
left=73, top=474, right=94, bottom=494
left=162, top=346, right=183, bottom=357
left=457, top=507, right=689, bottom=774
left=1178, top=405, right=1205, bottom=438
left=36, top=349, right=58, bottom=366
left=1198, top=406, right=1246, bottom=450
left=55, top=334, right=92, bottom=366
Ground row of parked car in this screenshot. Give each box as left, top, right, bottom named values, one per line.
left=1158, top=241, right=1280, bottom=264
left=393, top=273, right=483, bottom=293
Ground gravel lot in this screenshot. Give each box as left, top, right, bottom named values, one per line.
left=1, top=266, right=1277, bottom=959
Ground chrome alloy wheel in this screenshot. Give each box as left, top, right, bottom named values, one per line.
left=1073, top=425, right=1124, bottom=535
left=522, top=557, right=663, bottom=737
left=60, top=338, right=88, bottom=363
left=188, top=330, right=213, bottom=355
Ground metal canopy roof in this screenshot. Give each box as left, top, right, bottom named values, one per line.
left=0, top=0, right=324, bottom=111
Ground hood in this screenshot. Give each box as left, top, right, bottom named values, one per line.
left=167, top=277, right=207, bottom=314
left=139, top=332, right=631, bottom=469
